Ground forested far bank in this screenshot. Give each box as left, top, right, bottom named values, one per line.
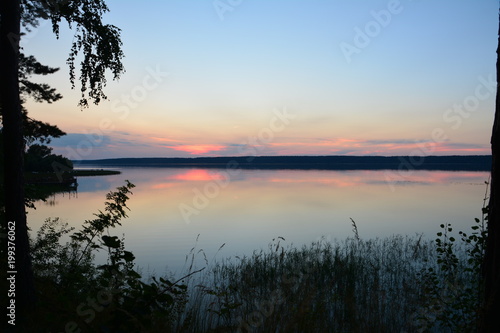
left=76, top=155, right=492, bottom=171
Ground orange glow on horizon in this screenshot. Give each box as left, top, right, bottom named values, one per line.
left=150, top=137, right=185, bottom=143
left=167, top=144, right=226, bottom=154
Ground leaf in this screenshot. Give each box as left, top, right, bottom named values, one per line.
left=156, top=293, right=174, bottom=304
left=102, top=235, right=121, bottom=248
left=122, top=250, right=135, bottom=262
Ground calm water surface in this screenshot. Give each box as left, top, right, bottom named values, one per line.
left=27, top=167, right=489, bottom=276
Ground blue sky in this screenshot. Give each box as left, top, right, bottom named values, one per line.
left=23, top=0, right=498, bottom=159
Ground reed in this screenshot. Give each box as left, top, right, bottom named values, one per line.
left=174, top=234, right=434, bottom=332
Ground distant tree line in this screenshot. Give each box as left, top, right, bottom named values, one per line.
left=77, top=155, right=492, bottom=171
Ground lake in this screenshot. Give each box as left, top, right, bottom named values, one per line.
left=27, top=167, right=490, bottom=277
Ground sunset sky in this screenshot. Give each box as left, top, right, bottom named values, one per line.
left=23, top=0, right=498, bottom=159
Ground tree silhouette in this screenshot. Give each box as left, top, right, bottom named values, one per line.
left=0, top=1, right=32, bottom=324
left=0, top=0, right=124, bottom=324
left=481, top=10, right=500, bottom=332
left=0, top=52, right=67, bottom=160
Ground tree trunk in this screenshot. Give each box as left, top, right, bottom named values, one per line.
left=482, top=10, right=500, bottom=333
left=0, top=0, right=36, bottom=324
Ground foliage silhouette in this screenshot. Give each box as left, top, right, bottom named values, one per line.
left=27, top=181, right=191, bottom=332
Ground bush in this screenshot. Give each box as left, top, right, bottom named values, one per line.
left=26, top=181, right=189, bottom=332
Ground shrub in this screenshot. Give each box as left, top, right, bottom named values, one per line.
left=27, top=181, right=189, bottom=332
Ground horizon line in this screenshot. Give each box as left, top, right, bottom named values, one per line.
left=74, top=154, right=493, bottom=161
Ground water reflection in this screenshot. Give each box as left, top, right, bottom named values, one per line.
left=27, top=168, right=489, bottom=275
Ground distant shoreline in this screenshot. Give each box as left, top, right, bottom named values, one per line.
left=75, top=155, right=492, bottom=172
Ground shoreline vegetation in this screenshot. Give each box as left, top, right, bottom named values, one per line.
left=23, top=169, right=121, bottom=202
left=75, top=155, right=492, bottom=171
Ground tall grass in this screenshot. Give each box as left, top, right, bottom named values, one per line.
left=27, top=216, right=485, bottom=332
left=174, top=234, right=431, bottom=332
left=175, top=186, right=489, bottom=333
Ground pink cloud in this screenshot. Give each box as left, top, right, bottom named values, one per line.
left=166, top=144, right=226, bottom=154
